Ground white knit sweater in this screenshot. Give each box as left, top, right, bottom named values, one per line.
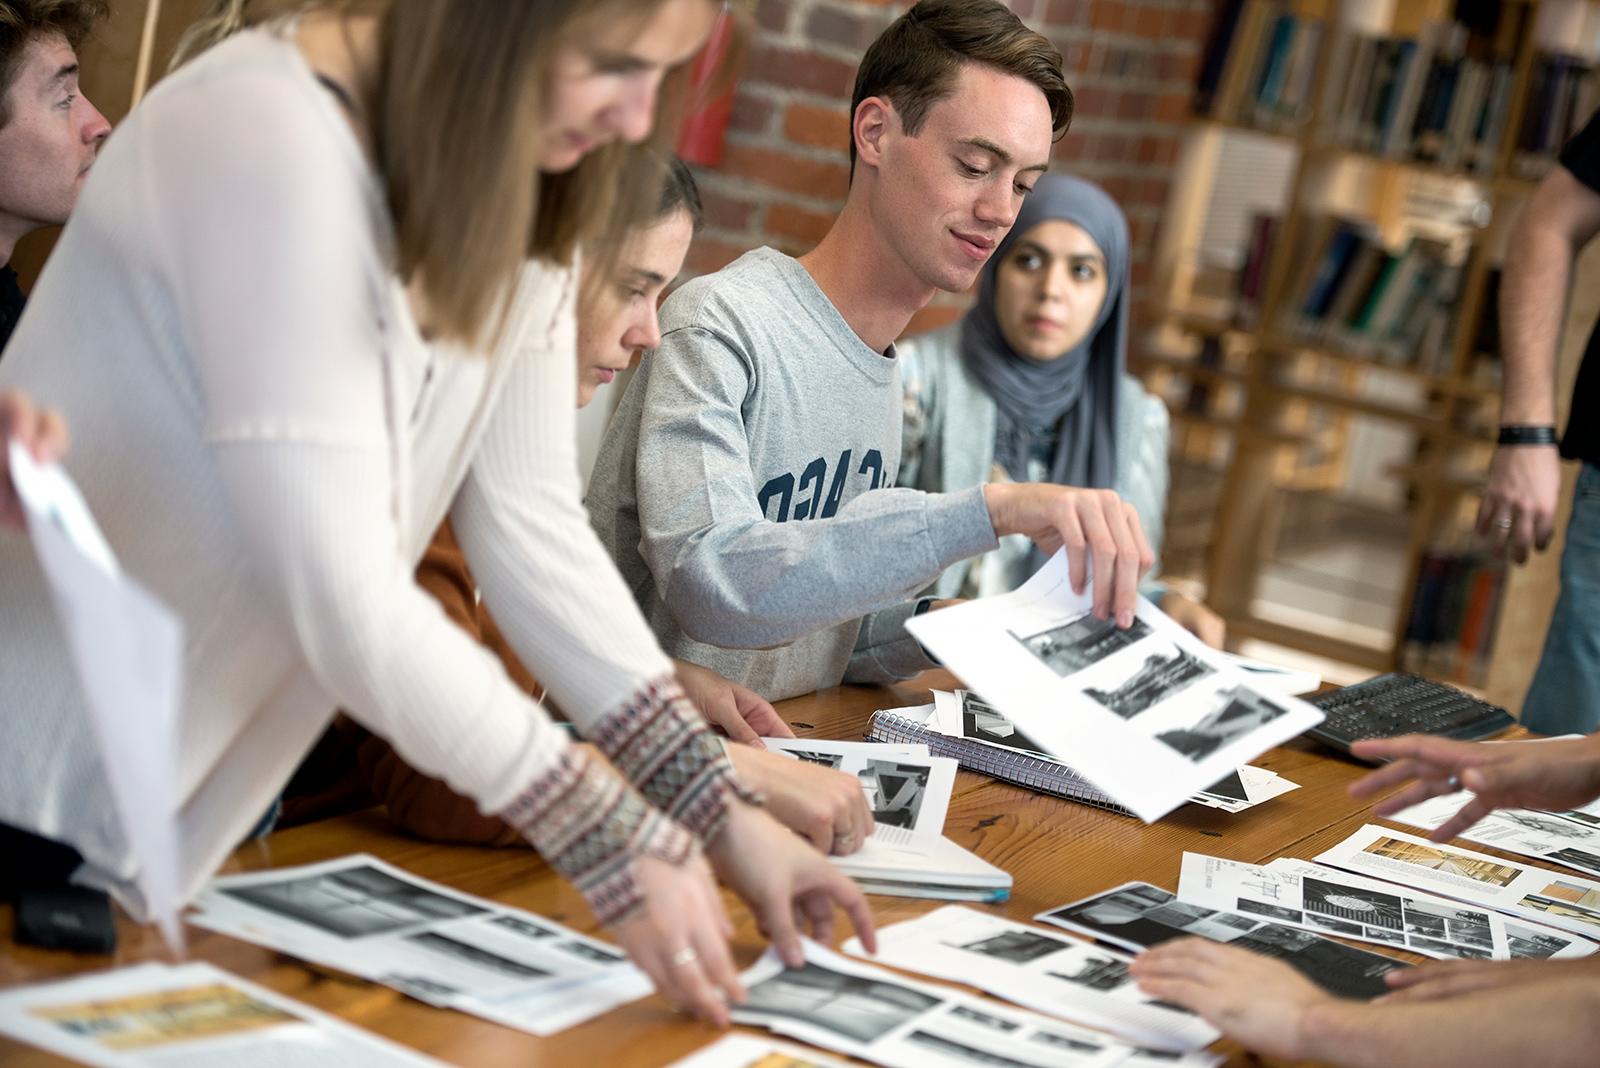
left=0, top=29, right=673, bottom=913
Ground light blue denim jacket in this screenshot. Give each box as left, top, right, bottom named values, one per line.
left=896, top=323, right=1170, bottom=601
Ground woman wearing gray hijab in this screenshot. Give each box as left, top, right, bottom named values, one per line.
left=897, top=174, right=1223, bottom=645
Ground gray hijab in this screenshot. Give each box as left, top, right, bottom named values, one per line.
left=959, top=173, right=1128, bottom=495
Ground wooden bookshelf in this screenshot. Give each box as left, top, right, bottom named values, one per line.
left=1144, top=0, right=1589, bottom=700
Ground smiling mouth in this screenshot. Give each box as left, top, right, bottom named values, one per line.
left=952, top=231, right=995, bottom=260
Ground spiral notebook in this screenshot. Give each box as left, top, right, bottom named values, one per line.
left=869, top=692, right=1277, bottom=817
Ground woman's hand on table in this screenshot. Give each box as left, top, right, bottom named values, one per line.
left=1349, top=733, right=1600, bottom=840
left=610, top=849, right=743, bottom=1027
left=705, top=799, right=877, bottom=967
left=0, top=390, right=69, bottom=529
left=724, top=744, right=874, bottom=854
left=674, top=658, right=794, bottom=747
left=1129, top=938, right=1333, bottom=1061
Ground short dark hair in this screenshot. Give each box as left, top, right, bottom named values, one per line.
left=0, top=0, right=106, bottom=126
left=658, top=154, right=703, bottom=233
left=849, top=0, right=1071, bottom=171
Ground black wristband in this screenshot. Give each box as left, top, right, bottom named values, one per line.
left=1498, top=425, right=1558, bottom=446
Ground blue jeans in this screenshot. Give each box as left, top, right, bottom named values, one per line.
left=1522, top=462, right=1600, bottom=735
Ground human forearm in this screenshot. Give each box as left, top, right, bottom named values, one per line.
left=1498, top=224, right=1569, bottom=423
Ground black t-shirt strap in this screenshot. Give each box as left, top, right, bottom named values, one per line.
left=1558, top=106, right=1600, bottom=193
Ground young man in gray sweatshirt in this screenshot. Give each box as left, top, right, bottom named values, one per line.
left=587, top=0, right=1154, bottom=702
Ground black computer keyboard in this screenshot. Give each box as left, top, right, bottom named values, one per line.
left=1303, top=672, right=1516, bottom=761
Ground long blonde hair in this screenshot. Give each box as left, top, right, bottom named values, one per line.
left=174, top=0, right=728, bottom=349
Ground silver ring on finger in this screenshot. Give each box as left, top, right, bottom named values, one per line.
left=669, top=946, right=699, bottom=968
left=1446, top=774, right=1461, bottom=791
left=1494, top=516, right=1513, bottom=530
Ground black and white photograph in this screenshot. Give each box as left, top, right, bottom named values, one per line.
left=1010, top=613, right=1153, bottom=677
left=858, top=760, right=932, bottom=830
left=1228, top=923, right=1404, bottom=1000
left=404, top=931, right=550, bottom=981
left=948, top=1004, right=1020, bottom=1034
left=1044, top=886, right=1230, bottom=951
left=1506, top=925, right=1573, bottom=959
left=556, top=940, right=625, bottom=964
left=1500, top=811, right=1596, bottom=839
left=1304, top=914, right=1364, bottom=937
left=1236, top=898, right=1303, bottom=924
left=382, top=973, right=460, bottom=1001
left=903, top=1029, right=1042, bottom=1068
left=490, top=915, right=557, bottom=941
left=1410, top=936, right=1491, bottom=960
left=1155, top=685, right=1290, bottom=763
left=220, top=863, right=487, bottom=939
left=1083, top=645, right=1215, bottom=720
left=739, top=962, right=940, bottom=1044
left=786, top=748, right=845, bottom=770
left=1027, top=1029, right=1102, bottom=1054
left=1544, top=846, right=1600, bottom=877
left=961, top=694, right=1047, bottom=755
left=1302, top=877, right=1404, bottom=932
left=1402, top=899, right=1494, bottom=949
left=1046, top=954, right=1131, bottom=992
left=1363, top=925, right=1406, bottom=945
left=946, top=928, right=1068, bottom=965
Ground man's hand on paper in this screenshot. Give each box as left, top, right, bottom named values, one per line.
left=1478, top=445, right=1561, bottom=564
left=1350, top=733, right=1600, bottom=840
left=982, top=483, right=1154, bottom=626
left=1381, top=956, right=1600, bottom=1003
left=705, top=799, right=877, bottom=967
left=1161, top=591, right=1226, bottom=648
left=724, top=744, right=874, bottom=854
left=610, top=849, right=744, bottom=1028
left=1129, top=938, right=1331, bottom=1061
left=674, top=658, right=794, bottom=747
left=0, top=390, right=69, bottom=529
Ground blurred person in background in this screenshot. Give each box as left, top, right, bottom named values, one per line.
left=0, top=0, right=871, bottom=1026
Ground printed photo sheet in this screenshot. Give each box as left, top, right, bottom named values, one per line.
left=906, top=551, right=1323, bottom=822
left=763, top=738, right=957, bottom=850
left=188, top=854, right=649, bottom=1036
left=1317, top=824, right=1600, bottom=942
left=1176, top=852, right=1595, bottom=962
left=840, top=905, right=1218, bottom=1051
left=1388, top=791, right=1600, bottom=881
left=733, top=941, right=1222, bottom=1068
left=0, top=962, right=446, bottom=1067
left=1035, top=881, right=1406, bottom=1000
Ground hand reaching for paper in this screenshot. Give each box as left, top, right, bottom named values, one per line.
left=1380, top=956, right=1600, bottom=1003
left=1, top=389, right=69, bottom=529
left=674, top=658, right=795, bottom=747
left=1349, top=733, right=1600, bottom=840
left=724, top=744, right=874, bottom=855
left=982, top=483, right=1154, bottom=627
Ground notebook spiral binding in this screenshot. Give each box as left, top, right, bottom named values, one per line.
left=868, top=709, right=1135, bottom=818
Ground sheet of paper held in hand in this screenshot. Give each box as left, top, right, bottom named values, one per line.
left=8, top=441, right=186, bottom=955
left=189, top=854, right=650, bottom=1036
left=0, top=962, right=447, bottom=1067
left=906, top=549, right=1323, bottom=821
left=1176, top=852, right=1595, bottom=962
left=1317, top=824, right=1600, bottom=941
left=842, top=905, right=1219, bottom=1052
left=762, top=738, right=956, bottom=850
left=732, top=940, right=1222, bottom=1068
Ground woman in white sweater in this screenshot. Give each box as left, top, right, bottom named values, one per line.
left=0, top=0, right=870, bottom=1024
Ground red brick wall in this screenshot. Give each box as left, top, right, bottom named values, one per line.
left=687, top=0, right=1216, bottom=337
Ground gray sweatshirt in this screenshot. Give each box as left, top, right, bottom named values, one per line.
left=586, top=247, right=999, bottom=700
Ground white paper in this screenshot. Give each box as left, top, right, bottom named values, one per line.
left=906, top=559, right=1323, bottom=822
left=1317, top=824, right=1600, bottom=941
left=662, top=1033, right=859, bottom=1068
left=734, top=941, right=1220, bottom=1068
left=188, top=854, right=649, bottom=1035
left=764, top=738, right=956, bottom=850
left=842, top=906, right=1218, bottom=1051
left=1388, top=791, right=1600, bottom=880
left=1218, top=651, right=1321, bottom=696
left=9, top=442, right=186, bottom=955
left=0, top=961, right=445, bottom=1067
left=1176, top=852, right=1595, bottom=961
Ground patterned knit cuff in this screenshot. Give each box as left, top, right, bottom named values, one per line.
left=591, top=677, right=763, bottom=843
left=499, top=746, right=694, bottom=927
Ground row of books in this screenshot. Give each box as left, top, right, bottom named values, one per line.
left=1510, top=52, right=1600, bottom=178
left=1246, top=213, right=1465, bottom=373
left=1197, top=2, right=1325, bottom=133
left=1400, top=547, right=1506, bottom=687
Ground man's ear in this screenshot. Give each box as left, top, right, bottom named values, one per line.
left=853, top=95, right=896, bottom=171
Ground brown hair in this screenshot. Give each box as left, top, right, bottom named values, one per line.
left=174, top=0, right=732, bottom=349
left=848, top=0, right=1071, bottom=172
left=0, top=0, right=106, bottom=126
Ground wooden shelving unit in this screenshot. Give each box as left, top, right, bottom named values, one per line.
left=1139, top=0, right=1585, bottom=695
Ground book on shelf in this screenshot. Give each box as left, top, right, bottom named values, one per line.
left=1203, top=0, right=1326, bottom=133
left=1511, top=54, right=1600, bottom=179
left=1402, top=545, right=1506, bottom=686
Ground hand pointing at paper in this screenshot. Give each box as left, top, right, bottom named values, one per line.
left=1, top=390, right=69, bottom=529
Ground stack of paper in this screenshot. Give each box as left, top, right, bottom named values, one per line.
left=906, top=552, right=1323, bottom=822
left=1176, top=851, right=1595, bottom=961
left=1389, top=791, right=1600, bottom=880
left=765, top=738, right=1011, bottom=902
left=0, top=962, right=445, bottom=1067
left=189, top=854, right=649, bottom=1035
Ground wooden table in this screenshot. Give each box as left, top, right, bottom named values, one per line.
left=0, top=672, right=1430, bottom=1066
